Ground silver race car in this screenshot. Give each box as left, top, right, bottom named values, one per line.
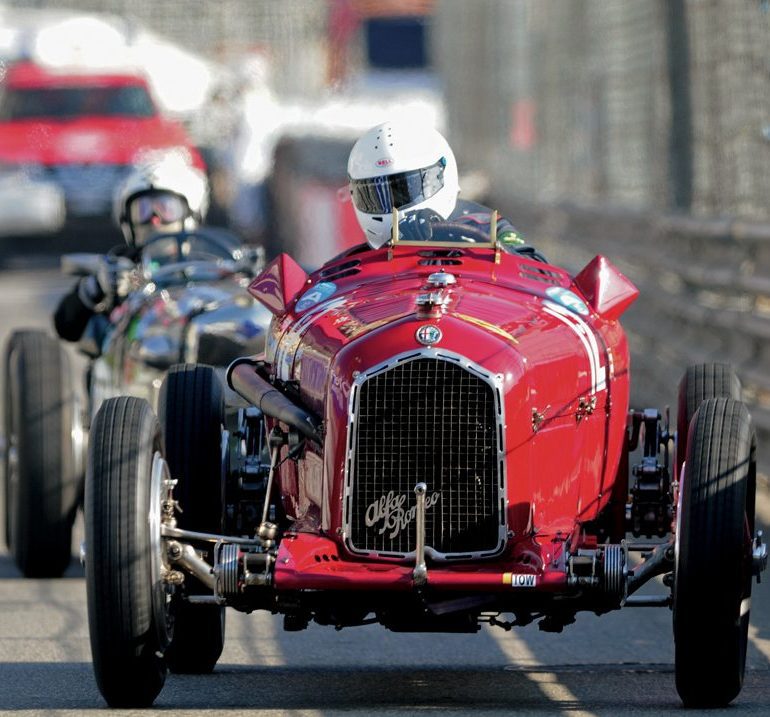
left=3, top=229, right=271, bottom=577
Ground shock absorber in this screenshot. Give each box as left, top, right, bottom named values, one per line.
left=628, top=409, right=673, bottom=537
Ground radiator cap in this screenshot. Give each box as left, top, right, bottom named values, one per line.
left=427, top=271, right=457, bottom=287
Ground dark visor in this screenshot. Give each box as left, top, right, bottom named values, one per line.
left=350, top=157, right=446, bottom=214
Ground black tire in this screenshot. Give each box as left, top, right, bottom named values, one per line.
left=85, top=397, right=168, bottom=708
left=676, top=363, right=741, bottom=480
left=4, top=330, right=79, bottom=577
left=674, top=398, right=755, bottom=708
left=1, top=331, right=24, bottom=549
left=159, top=364, right=225, bottom=674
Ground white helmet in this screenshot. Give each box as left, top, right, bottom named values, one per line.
left=347, top=121, right=460, bottom=249
left=114, top=154, right=209, bottom=247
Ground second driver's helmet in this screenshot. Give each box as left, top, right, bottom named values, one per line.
left=347, top=121, right=460, bottom=249
left=114, top=154, right=209, bottom=247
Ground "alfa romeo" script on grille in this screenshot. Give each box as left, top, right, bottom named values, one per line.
left=364, top=490, right=441, bottom=540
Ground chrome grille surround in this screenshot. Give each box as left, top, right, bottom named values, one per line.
left=343, top=348, right=507, bottom=561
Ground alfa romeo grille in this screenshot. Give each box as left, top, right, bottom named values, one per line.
left=348, top=357, right=503, bottom=557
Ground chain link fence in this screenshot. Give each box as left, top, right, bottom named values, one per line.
left=437, top=0, right=770, bottom=221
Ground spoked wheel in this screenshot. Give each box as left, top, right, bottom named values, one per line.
left=85, top=397, right=171, bottom=708
left=160, top=364, right=225, bottom=674
left=4, top=330, right=81, bottom=577
left=676, top=362, right=741, bottom=480
left=674, top=397, right=755, bottom=707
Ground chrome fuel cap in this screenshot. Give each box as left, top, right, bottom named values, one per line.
left=427, top=271, right=457, bottom=287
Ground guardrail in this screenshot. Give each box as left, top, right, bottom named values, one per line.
left=494, top=196, right=770, bottom=468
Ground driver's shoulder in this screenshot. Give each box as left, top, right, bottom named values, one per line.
left=449, top=199, right=517, bottom=229
left=450, top=198, right=493, bottom=222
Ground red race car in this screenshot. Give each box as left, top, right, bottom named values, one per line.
left=84, top=211, right=767, bottom=708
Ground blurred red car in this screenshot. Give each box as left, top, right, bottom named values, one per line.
left=0, top=61, right=204, bottom=233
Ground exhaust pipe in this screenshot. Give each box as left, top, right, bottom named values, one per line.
left=227, top=358, right=322, bottom=444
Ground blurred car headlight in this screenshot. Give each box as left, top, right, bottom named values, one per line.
left=0, top=164, right=65, bottom=237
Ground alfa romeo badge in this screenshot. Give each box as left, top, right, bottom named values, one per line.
left=416, top=324, right=442, bottom=345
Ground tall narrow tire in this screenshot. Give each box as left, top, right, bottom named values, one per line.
left=85, top=397, right=168, bottom=708
left=160, top=364, right=225, bottom=674
left=676, top=363, right=741, bottom=480
left=674, top=397, right=755, bottom=708
left=4, top=330, right=79, bottom=577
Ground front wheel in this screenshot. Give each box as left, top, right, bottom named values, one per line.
left=673, top=397, right=755, bottom=707
left=85, top=397, right=170, bottom=708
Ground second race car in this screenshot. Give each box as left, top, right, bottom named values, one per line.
left=3, top=228, right=271, bottom=577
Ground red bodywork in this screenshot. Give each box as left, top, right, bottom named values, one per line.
left=250, top=242, right=639, bottom=596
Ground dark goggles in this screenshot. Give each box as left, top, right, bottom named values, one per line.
left=349, top=157, right=446, bottom=214
left=129, top=192, right=188, bottom=225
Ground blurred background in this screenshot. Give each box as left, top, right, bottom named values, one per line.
left=1, top=0, right=770, bottom=447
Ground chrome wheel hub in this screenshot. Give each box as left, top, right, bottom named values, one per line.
left=149, top=451, right=174, bottom=649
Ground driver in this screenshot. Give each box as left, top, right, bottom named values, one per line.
left=53, top=156, right=209, bottom=342
left=347, top=121, right=544, bottom=259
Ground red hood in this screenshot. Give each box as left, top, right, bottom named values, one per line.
left=0, top=116, right=202, bottom=167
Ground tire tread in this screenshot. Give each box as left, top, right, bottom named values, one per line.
left=160, top=364, right=225, bottom=674
left=85, top=396, right=166, bottom=708
left=674, top=397, right=754, bottom=707
left=4, top=330, right=76, bottom=576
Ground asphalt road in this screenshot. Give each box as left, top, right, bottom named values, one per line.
left=0, top=263, right=769, bottom=716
